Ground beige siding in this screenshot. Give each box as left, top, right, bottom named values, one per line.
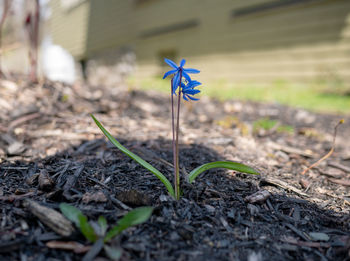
left=50, top=0, right=350, bottom=84
left=50, top=0, right=90, bottom=59
left=86, top=0, right=136, bottom=55
left=134, top=0, right=350, bottom=83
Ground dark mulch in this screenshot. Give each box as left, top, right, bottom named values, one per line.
left=0, top=76, right=349, bottom=261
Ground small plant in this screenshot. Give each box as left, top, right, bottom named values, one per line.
left=60, top=203, right=152, bottom=260
left=253, top=117, right=294, bottom=134
left=91, top=58, right=259, bottom=200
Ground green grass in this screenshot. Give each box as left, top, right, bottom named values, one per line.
left=128, top=77, right=350, bottom=115
left=253, top=118, right=294, bottom=134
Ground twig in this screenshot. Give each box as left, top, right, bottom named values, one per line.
left=282, top=236, right=331, bottom=248
left=260, top=177, right=309, bottom=197
left=110, top=196, right=131, bottom=210
left=24, top=0, right=40, bottom=82
left=284, top=223, right=311, bottom=241
left=301, top=119, right=344, bottom=175
left=328, top=178, right=350, bottom=186
left=0, top=191, right=35, bottom=202
left=8, top=112, right=41, bottom=130
left=0, top=0, right=12, bottom=77
left=327, top=162, right=350, bottom=173
left=268, top=141, right=314, bottom=158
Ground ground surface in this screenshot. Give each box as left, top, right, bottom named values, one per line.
left=0, top=77, right=350, bottom=261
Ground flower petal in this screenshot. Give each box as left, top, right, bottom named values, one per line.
left=191, top=80, right=201, bottom=85
left=182, top=71, right=192, bottom=82
left=188, top=80, right=201, bottom=88
left=184, top=89, right=201, bottom=95
left=163, top=69, right=177, bottom=79
left=188, top=95, right=200, bottom=101
left=172, top=72, right=181, bottom=93
left=184, top=68, right=200, bottom=74
left=180, top=59, right=186, bottom=67
left=182, top=94, right=189, bottom=101
left=182, top=84, right=192, bottom=91
left=164, top=58, right=178, bottom=69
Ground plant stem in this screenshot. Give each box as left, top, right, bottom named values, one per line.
left=171, top=78, right=175, bottom=144
left=174, top=71, right=182, bottom=200
left=171, top=78, right=177, bottom=199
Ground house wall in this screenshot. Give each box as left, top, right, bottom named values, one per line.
left=85, top=0, right=136, bottom=55
left=50, top=0, right=350, bottom=85
left=134, top=0, right=350, bottom=84
left=50, top=0, right=90, bottom=59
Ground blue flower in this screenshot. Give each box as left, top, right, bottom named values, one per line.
left=181, top=80, right=201, bottom=101
left=163, top=58, right=200, bottom=94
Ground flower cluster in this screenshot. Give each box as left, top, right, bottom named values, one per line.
left=181, top=80, right=201, bottom=101
left=163, top=58, right=201, bottom=100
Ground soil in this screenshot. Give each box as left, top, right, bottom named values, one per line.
left=0, top=76, right=350, bottom=261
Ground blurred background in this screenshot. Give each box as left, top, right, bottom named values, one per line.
left=1, top=0, right=350, bottom=113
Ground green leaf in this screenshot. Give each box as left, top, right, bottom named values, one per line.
left=188, top=161, right=259, bottom=183
left=78, top=213, right=98, bottom=242
left=60, top=203, right=98, bottom=242
left=104, top=207, right=153, bottom=242
left=82, top=238, right=104, bottom=261
left=104, top=245, right=122, bottom=261
left=98, top=216, right=108, bottom=236
left=91, top=114, right=175, bottom=198
left=59, top=203, right=84, bottom=228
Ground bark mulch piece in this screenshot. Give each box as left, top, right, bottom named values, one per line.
left=0, top=77, right=349, bottom=260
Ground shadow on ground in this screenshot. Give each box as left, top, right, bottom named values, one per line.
left=1, top=137, right=349, bottom=261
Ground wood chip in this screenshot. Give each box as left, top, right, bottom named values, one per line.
left=23, top=199, right=74, bottom=237
left=0, top=191, right=35, bottom=202
left=268, top=141, right=314, bottom=158
left=7, top=141, right=25, bottom=155
left=26, top=173, right=39, bottom=186
left=317, top=168, right=344, bottom=178
left=328, top=178, right=350, bottom=186
left=327, top=162, right=350, bottom=173
left=116, top=189, right=152, bottom=206
left=309, top=232, right=330, bottom=242
left=245, top=190, right=271, bottom=204
left=82, top=191, right=107, bottom=203
left=38, top=170, right=55, bottom=191
left=282, top=236, right=331, bottom=248
left=8, top=112, right=41, bottom=130
left=261, top=177, right=309, bottom=197
left=299, top=178, right=310, bottom=189
left=63, top=165, right=84, bottom=195
left=46, top=241, right=90, bottom=254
